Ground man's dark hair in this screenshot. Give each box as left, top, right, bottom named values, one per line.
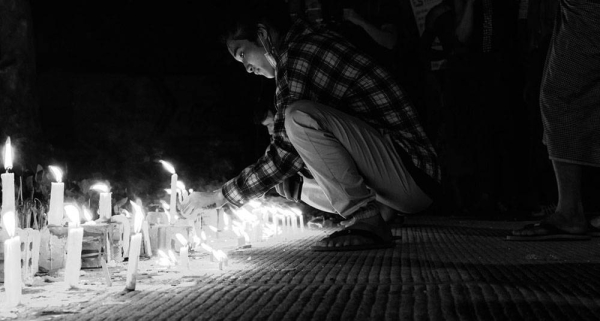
left=219, top=0, right=292, bottom=45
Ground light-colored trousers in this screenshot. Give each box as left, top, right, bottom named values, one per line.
left=285, top=100, right=432, bottom=218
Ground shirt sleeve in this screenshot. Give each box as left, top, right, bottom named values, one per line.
left=221, top=124, right=304, bottom=207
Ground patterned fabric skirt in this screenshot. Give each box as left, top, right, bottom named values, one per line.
left=540, top=0, right=600, bottom=166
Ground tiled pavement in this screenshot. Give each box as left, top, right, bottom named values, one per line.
left=33, top=216, right=600, bottom=320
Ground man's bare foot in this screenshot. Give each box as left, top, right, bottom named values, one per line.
left=314, top=214, right=392, bottom=249
left=512, top=210, right=587, bottom=236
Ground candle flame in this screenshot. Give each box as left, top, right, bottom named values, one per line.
left=175, top=233, right=187, bottom=246
left=214, top=250, right=227, bottom=262
left=201, top=243, right=213, bottom=253
left=159, top=160, right=176, bottom=175
left=3, top=210, right=15, bottom=237
left=157, top=250, right=172, bottom=266
left=160, top=200, right=170, bottom=210
left=82, top=206, right=93, bottom=222
left=90, top=183, right=110, bottom=193
left=248, top=199, right=261, bottom=208
left=64, top=204, right=81, bottom=227
left=168, top=250, right=177, bottom=263
left=48, top=165, right=63, bottom=183
left=3, top=137, right=12, bottom=170
left=130, top=201, right=144, bottom=233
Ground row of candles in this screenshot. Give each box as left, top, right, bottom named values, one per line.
left=1, top=136, right=306, bottom=307
left=0, top=136, right=234, bottom=307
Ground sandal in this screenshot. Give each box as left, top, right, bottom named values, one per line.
left=506, top=223, right=591, bottom=241
left=311, top=228, right=395, bottom=252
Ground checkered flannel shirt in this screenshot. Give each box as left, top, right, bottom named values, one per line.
left=222, top=19, right=440, bottom=207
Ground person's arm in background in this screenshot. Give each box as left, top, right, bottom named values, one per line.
left=454, top=0, right=475, bottom=44
left=343, top=8, right=398, bottom=50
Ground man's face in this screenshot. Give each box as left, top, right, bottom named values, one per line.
left=227, top=39, right=275, bottom=79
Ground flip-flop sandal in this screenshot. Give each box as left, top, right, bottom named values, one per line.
left=311, top=228, right=395, bottom=252
left=506, top=223, right=591, bottom=241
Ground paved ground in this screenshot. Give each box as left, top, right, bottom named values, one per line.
left=4, top=216, right=600, bottom=320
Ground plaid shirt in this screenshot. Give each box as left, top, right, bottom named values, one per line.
left=223, top=19, right=440, bottom=206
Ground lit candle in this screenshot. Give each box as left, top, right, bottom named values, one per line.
left=3, top=210, right=21, bottom=306
left=159, top=160, right=177, bottom=223
left=91, top=183, right=111, bottom=222
left=1, top=137, right=15, bottom=229
left=48, top=166, right=64, bottom=226
left=125, top=201, right=144, bottom=291
left=64, top=204, right=83, bottom=288
left=175, top=233, right=189, bottom=269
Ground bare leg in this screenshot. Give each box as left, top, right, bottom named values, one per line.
left=513, top=160, right=587, bottom=236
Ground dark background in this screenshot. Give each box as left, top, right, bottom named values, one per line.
left=28, top=0, right=274, bottom=198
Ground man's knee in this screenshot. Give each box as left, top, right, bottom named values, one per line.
left=285, top=100, right=317, bottom=119
left=284, top=100, right=319, bottom=136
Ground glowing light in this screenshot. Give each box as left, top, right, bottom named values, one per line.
left=200, top=231, right=207, bottom=241
left=214, top=250, right=227, bottom=262
left=130, top=201, right=144, bottom=233
left=160, top=200, right=170, bottom=210
left=168, top=250, right=177, bottom=263
left=90, top=183, right=110, bottom=193
left=157, top=250, right=172, bottom=266
left=159, top=160, right=176, bottom=175
left=247, top=199, right=261, bottom=208
left=3, top=210, right=15, bottom=237
left=208, top=225, right=218, bottom=233
left=201, top=243, right=213, bottom=253
left=48, top=165, right=63, bottom=183
left=82, top=206, right=95, bottom=223
left=175, top=233, right=188, bottom=246
left=3, top=137, right=12, bottom=170
left=176, top=181, right=186, bottom=191
left=64, top=204, right=81, bottom=228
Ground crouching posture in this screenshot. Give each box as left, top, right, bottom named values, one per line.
left=182, top=4, right=440, bottom=251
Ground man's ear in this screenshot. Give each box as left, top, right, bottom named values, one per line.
left=257, top=23, right=269, bottom=40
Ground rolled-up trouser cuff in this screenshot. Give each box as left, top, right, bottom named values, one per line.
left=348, top=202, right=379, bottom=220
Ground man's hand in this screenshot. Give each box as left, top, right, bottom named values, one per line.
left=275, top=175, right=303, bottom=202
left=180, top=190, right=227, bottom=218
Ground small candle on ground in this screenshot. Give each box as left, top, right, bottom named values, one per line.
left=91, top=183, right=111, bottom=221
left=64, top=204, right=84, bottom=288
left=1, top=137, right=15, bottom=229
left=48, top=165, right=64, bottom=226
left=175, top=233, right=189, bottom=269
left=125, top=201, right=144, bottom=291
left=159, top=160, right=178, bottom=224
left=3, top=210, right=21, bottom=306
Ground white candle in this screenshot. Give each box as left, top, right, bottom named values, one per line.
left=160, top=160, right=177, bottom=222
left=175, top=233, right=189, bottom=269
left=1, top=137, right=15, bottom=230
left=3, top=210, right=21, bottom=306
left=91, top=183, right=111, bottom=221
left=48, top=166, right=64, bottom=226
left=125, top=201, right=144, bottom=291
left=64, top=204, right=83, bottom=288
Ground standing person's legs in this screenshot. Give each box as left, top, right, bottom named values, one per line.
left=512, top=160, right=587, bottom=237
left=284, top=100, right=432, bottom=248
